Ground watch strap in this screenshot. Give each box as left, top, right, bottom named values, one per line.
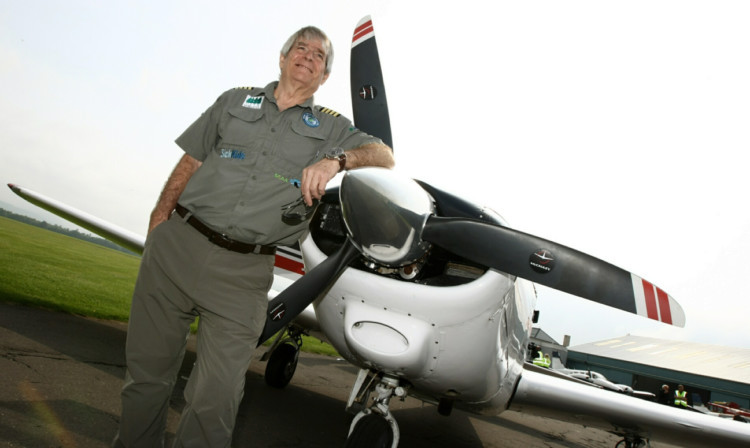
left=336, top=152, right=347, bottom=172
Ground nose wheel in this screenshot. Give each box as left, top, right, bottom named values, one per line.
left=345, top=371, right=405, bottom=448
left=345, top=412, right=395, bottom=448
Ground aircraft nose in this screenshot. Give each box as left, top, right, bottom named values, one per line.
left=340, top=168, right=434, bottom=267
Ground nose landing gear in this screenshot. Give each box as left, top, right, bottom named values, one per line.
left=345, top=370, right=406, bottom=448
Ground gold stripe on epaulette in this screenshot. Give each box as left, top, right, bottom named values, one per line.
left=234, top=86, right=254, bottom=90
left=319, top=107, right=341, bottom=117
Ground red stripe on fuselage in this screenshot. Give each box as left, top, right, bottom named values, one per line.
left=656, top=287, right=673, bottom=324
left=642, top=279, right=659, bottom=321
left=275, top=254, right=305, bottom=275
left=352, top=21, right=374, bottom=43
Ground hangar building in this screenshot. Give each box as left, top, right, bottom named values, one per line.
left=566, top=334, right=750, bottom=410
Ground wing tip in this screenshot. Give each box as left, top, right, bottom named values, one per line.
left=8, top=183, right=24, bottom=196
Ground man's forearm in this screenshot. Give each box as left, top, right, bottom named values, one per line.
left=149, top=154, right=202, bottom=233
left=345, top=143, right=395, bottom=170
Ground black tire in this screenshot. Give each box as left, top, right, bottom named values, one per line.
left=344, top=414, right=393, bottom=448
left=264, top=343, right=298, bottom=388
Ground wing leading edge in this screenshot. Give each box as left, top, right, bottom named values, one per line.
left=8, top=183, right=146, bottom=254
left=510, top=365, right=750, bottom=447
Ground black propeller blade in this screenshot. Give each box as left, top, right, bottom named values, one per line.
left=421, top=216, right=685, bottom=326
left=258, top=239, right=360, bottom=345
left=350, top=16, right=393, bottom=149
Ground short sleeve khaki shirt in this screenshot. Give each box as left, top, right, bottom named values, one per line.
left=175, top=82, right=382, bottom=246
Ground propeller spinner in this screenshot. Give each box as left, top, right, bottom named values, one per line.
left=340, top=167, right=433, bottom=266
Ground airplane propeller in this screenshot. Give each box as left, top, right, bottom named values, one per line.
left=260, top=163, right=684, bottom=346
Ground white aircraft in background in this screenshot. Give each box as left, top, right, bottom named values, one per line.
left=9, top=15, right=750, bottom=448
left=556, top=368, right=656, bottom=400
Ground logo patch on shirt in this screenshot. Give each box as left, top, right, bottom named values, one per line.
left=274, top=173, right=301, bottom=188
left=220, top=148, right=245, bottom=160
left=242, top=95, right=263, bottom=109
left=302, top=112, right=320, bottom=128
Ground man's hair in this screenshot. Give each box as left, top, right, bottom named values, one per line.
left=280, top=26, right=334, bottom=75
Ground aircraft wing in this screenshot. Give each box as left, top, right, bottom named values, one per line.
left=510, top=364, right=750, bottom=447
left=8, top=183, right=146, bottom=255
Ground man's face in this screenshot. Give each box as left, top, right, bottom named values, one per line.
left=279, top=37, right=330, bottom=89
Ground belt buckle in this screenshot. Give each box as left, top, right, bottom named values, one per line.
left=209, top=232, right=232, bottom=249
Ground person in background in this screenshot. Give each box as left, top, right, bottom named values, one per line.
left=533, top=350, right=548, bottom=368
left=674, top=384, right=689, bottom=408
left=656, top=384, right=671, bottom=406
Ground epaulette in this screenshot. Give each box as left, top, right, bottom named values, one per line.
left=318, top=106, right=341, bottom=117
left=233, top=86, right=254, bottom=90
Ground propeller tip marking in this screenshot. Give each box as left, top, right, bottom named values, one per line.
left=352, top=17, right=374, bottom=47
left=632, top=275, right=684, bottom=326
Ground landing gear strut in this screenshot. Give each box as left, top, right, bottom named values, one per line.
left=345, top=370, right=406, bottom=448
left=262, top=325, right=303, bottom=388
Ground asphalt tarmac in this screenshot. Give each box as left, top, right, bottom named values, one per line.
left=1, top=300, right=634, bottom=448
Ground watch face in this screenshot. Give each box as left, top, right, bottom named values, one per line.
left=326, top=147, right=344, bottom=159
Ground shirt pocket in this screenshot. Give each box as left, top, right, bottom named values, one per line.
left=220, top=106, right=266, bottom=149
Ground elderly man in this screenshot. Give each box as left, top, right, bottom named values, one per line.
left=113, top=26, right=394, bottom=447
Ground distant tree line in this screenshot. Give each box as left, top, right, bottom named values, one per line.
left=0, top=208, right=137, bottom=256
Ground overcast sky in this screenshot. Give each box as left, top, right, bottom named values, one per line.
left=2, top=1, right=749, bottom=350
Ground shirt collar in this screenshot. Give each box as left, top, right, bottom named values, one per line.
left=262, top=81, right=316, bottom=110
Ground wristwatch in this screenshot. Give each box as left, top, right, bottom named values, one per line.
left=324, top=147, right=347, bottom=172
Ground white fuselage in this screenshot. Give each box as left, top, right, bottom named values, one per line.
left=300, top=232, right=537, bottom=415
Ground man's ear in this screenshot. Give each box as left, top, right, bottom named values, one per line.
left=320, top=72, right=330, bottom=85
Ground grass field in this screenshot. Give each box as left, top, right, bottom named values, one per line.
left=0, top=216, right=139, bottom=320
left=0, top=216, right=336, bottom=356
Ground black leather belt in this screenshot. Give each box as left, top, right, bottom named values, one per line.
left=175, top=204, right=276, bottom=255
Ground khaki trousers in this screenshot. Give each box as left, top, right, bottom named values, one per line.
left=113, top=213, right=274, bottom=447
